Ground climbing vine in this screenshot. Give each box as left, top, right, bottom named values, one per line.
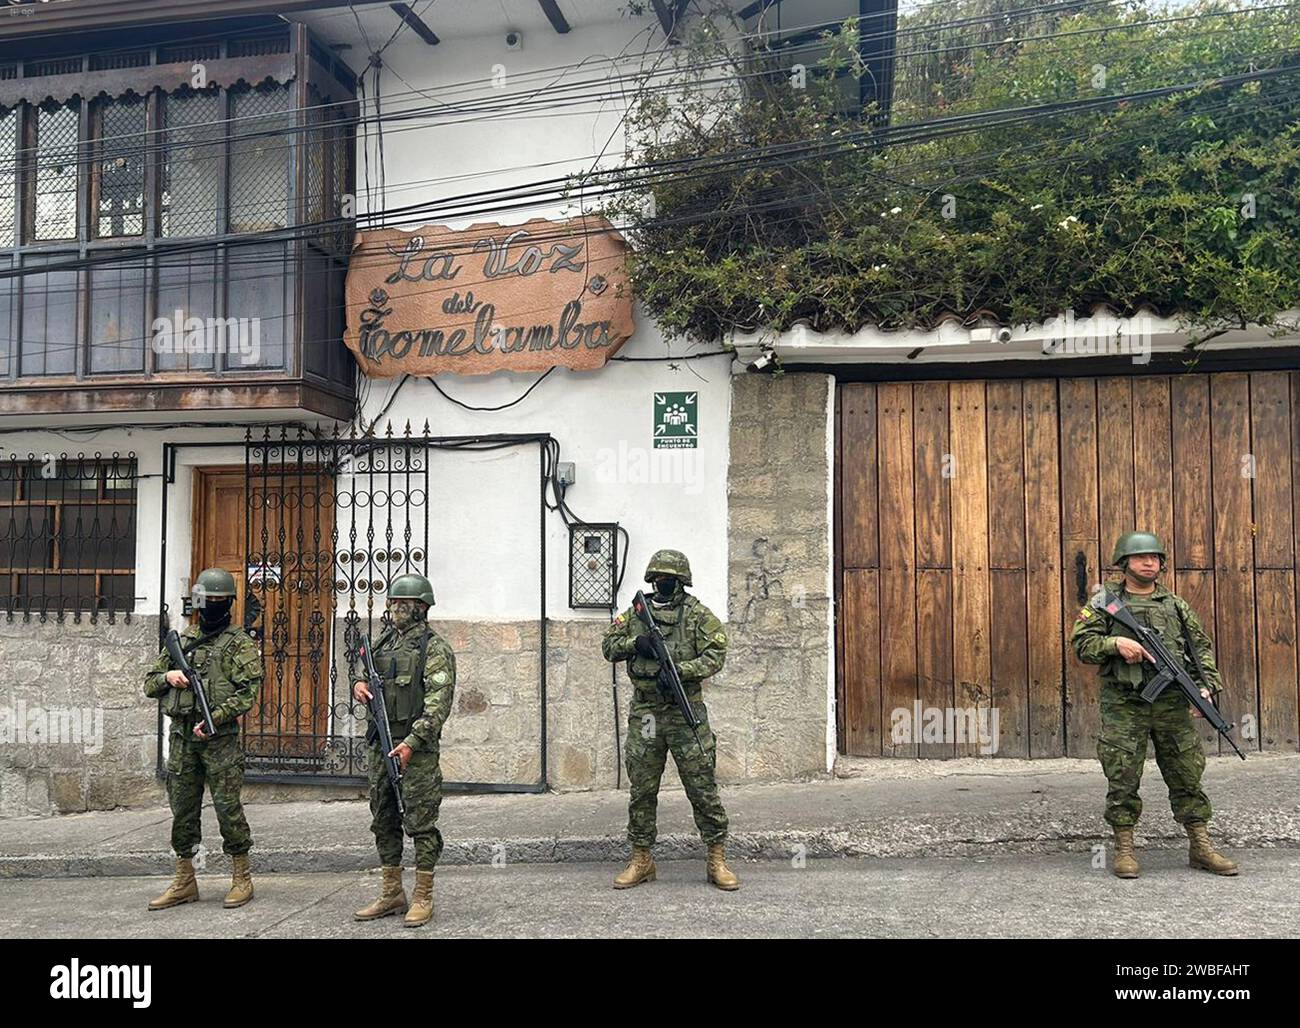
left=598, top=1, right=1300, bottom=344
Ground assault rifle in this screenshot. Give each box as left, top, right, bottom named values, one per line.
left=164, top=629, right=218, bottom=738
left=1095, top=591, right=1246, bottom=760
left=358, top=635, right=406, bottom=818
left=631, top=590, right=706, bottom=755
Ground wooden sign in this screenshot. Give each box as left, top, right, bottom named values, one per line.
left=344, top=216, right=634, bottom=377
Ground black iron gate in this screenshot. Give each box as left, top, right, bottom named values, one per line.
left=159, top=424, right=550, bottom=793
left=242, top=423, right=435, bottom=781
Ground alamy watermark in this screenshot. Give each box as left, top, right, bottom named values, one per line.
left=0, top=697, right=104, bottom=755
left=1040, top=309, right=1152, bottom=364
left=594, top=441, right=705, bottom=496
left=151, top=310, right=262, bottom=366
left=890, top=702, right=1000, bottom=755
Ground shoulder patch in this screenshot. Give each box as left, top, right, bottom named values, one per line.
left=431, top=668, right=451, bottom=686
left=613, top=613, right=627, bottom=626
left=1076, top=607, right=1094, bottom=622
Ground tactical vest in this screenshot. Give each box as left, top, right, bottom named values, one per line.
left=629, top=596, right=702, bottom=694
left=162, top=624, right=246, bottom=735
left=371, top=624, right=431, bottom=738
left=1099, top=589, right=1193, bottom=689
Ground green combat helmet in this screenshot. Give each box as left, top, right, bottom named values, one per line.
left=1112, top=531, right=1167, bottom=566
left=389, top=572, right=435, bottom=606
left=192, top=567, right=237, bottom=603
left=644, top=549, right=692, bottom=587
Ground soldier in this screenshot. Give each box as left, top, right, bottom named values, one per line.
left=143, top=568, right=263, bottom=910
left=601, top=549, right=739, bottom=891
left=351, top=573, right=456, bottom=928
left=1071, top=532, right=1239, bottom=879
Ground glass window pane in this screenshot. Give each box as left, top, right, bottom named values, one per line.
left=100, top=573, right=136, bottom=612
left=18, top=573, right=95, bottom=611
left=24, top=459, right=100, bottom=500
left=154, top=248, right=217, bottom=370
left=226, top=241, right=286, bottom=369
left=96, top=97, right=146, bottom=238
left=0, top=506, right=52, bottom=569
left=0, top=107, right=15, bottom=247
left=161, top=89, right=222, bottom=238
left=57, top=503, right=136, bottom=569
left=34, top=103, right=79, bottom=241
left=229, top=84, right=291, bottom=233
left=0, top=254, right=14, bottom=378
left=88, top=256, right=147, bottom=374
left=305, top=89, right=327, bottom=230
left=19, top=254, right=78, bottom=376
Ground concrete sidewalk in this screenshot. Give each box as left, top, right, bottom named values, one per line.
left=2, top=753, right=1297, bottom=878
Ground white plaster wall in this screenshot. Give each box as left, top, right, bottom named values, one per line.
left=334, top=10, right=738, bottom=620
left=2, top=12, right=740, bottom=623
left=358, top=332, right=734, bottom=622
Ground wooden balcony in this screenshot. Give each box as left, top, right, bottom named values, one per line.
left=0, top=19, right=358, bottom=422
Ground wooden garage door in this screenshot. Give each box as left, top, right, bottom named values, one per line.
left=835, top=372, right=1300, bottom=758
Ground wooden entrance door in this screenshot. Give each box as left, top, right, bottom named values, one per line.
left=836, top=372, right=1300, bottom=758
left=193, top=467, right=336, bottom=762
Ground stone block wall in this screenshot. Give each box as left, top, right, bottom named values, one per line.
left=0, top=615, right=164, bottom=816
left=717, top=371, right=834, bottom=781
left=2, top=371, right=836, bottom=816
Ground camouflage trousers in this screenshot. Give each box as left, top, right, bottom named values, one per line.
left=1097, top=681, right=1213, bottom=828
left=367, top=740, right=444, bottom=871
left=166, top=727, right=252, bottom=858
left=625, top=689, right=728, bottom=847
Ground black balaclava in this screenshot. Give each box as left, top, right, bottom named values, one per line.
left=198, top=596, right=234, bottom=630
left=653, top=575, right=679, bottom=601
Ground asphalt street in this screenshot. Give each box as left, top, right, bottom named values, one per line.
left=2, top=849, right=1295, bottom=939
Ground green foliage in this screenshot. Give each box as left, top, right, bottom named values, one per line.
left=599, top=0, right=1300, bottom=342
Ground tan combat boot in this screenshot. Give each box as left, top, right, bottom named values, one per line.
left=1186, top=822, right=1238, bottom=876
left=148, top=857, right=199, bottom=911
left=403, top=870, right=435, bottom=928
left=706, top=843, right=740, bottom=890
left=613, top=846, right=657, bottom=889
left=224, top=854, right=254, bottom=908
left=1112, top=827, right=1140, bottom=879
left=353, top=866, right=408, bottom=921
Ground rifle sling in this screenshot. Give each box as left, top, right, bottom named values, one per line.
left=1172, top=601, right=1216, bottom=704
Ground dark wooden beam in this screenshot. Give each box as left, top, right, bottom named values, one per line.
left=537, top=0, right=571, bottom=34
left=389, top=3, right=440, bottom=47
left=738, top=0, right=780, bottom=19
left=858, top=0, right=898, bottom=125
left=0, top=0, right=360, bottom=42
left=0, top=382, right=356, bottom=421
left=649, top=0, right=688, bottom=43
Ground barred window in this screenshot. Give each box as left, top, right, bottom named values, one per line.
left=229, top=83, right=292, bottom=233
left=0, top=255, right=13, bottom=378
left=161, top=88, right=223, bottom=238
left=0, top=107, right=16, bottom=247
left=33, top=102, right=80, bottom=241
left=94, top=96, right=147, bottom=238
left=0, top=455, right=138, bottom=620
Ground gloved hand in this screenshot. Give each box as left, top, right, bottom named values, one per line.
left=633, top=634, right=657, bottom=659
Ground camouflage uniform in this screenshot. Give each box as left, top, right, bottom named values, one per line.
left=602, top=580, right=729, bottom=846
left=1070, top=581, right=1223, bottom=827
left=364, top=622, right=456, bottom=871
left=144, top=622, right=263, bottom=858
